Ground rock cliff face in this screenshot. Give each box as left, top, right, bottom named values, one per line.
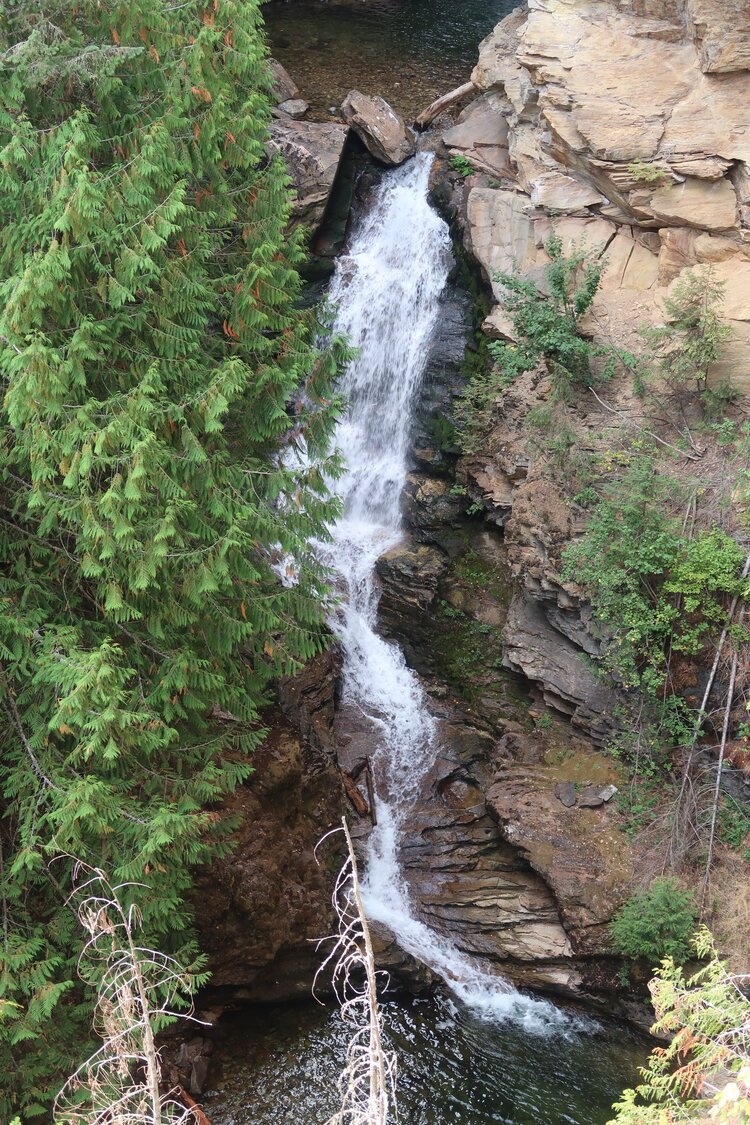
left=436, top=0, right=750, bottom=737
left=461, top=0, right=750, bottom=370
left=194, top=653, right=346, bottom=1002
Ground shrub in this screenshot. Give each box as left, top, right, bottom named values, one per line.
left=610, top=877, right=698, bottom=967
left=563, top=459, right=746, bottom=691
left=641, top=265, right=732, bottom=410
left=450, top=153, right=475, bottom=178
left=610, top=930, right=750, bottom=1124
left=626, top=160, right=667, bottom=184
left=492, top=234, right=606, bottom=392
left=456, top=236, right=608, bottom=448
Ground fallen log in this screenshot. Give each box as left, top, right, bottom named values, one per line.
left=414, top=81, right=476, bottom=130
left=342, top=769, right=370, bottom=818
left=176, top=1085, right=212, bottom=1125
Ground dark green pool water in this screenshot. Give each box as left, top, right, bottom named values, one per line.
left=263, top=0, right=522, bottom=118
left=204, top=991, right=647, bottom=1125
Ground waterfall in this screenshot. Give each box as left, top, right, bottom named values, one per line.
left=321, top=154, right=571, bottom=1033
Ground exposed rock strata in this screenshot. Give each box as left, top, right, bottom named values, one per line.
left=371, top=516, right=636, bottom=998
left=452, top=0, right=750, bottom=384
left=439, top=0, right=750, bottom=737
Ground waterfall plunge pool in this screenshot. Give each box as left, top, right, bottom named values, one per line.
left=203, top=990, right=647, bottom=1125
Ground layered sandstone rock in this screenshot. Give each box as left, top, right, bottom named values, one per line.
left=341, top=90, right=416, bottom=165
left=455, top=0, right=750, bottom=385
left=440, top=0, right=750, bottom=735
left=268, top=116, right=349, bottom=229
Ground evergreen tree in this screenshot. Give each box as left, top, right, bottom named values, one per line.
left=0, top=0, right=345, bottom=1114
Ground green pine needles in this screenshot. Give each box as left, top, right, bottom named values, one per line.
left=0, top=0, right=347, bottom=1114
left=610, top=877, right=698, bottom=969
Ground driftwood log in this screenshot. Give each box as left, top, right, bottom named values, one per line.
left=176, top=1085, right=212, bottom=1125
left=414, top=81, right=476, bottom=129
left=343, top=769, right=370, bottom=818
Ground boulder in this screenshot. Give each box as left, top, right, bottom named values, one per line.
left=268, top=117, right=349, bottom=229
left=555, top=781, right=577, bottom=808
left=268, top=58, right=299, bottom=104
left=340, top=90, right=416, bottom=166
left=384, top=717, right=581, bottom=989
left=530, top=172, right=605, bottom=212
left=278, top=98, right=309, bottom=119
left=442, top=92, right=515, bottom=181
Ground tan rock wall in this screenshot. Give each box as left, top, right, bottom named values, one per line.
left=451, top=0, right=750, bottom=389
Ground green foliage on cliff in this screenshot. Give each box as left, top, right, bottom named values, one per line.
left=610, top=930, right=750, bottom=1124
left=457, top=235, right=606, bottom=449
left=640, top=266, right=733, bottom=408
left=562, top=459, right=746, bottom=693
left=610, top=878, right=697, bottom=968
left=0, top=0, right=345, bottom=1114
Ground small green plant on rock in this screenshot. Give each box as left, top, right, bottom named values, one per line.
left=450, top=153, right=475, bottom=178
left=610, top=877, right=698, bottom=968
left=626, top=159, right=667, bottom=184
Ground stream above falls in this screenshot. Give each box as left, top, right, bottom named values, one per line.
left=262, top=0, right=522, bottom=118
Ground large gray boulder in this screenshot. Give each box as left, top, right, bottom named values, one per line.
left=268, top=58, right=299, bottom=104
left=268, top=117, right=349, bottom=229
left=341, top=90, right=416, bottom=166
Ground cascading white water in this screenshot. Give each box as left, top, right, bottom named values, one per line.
left=322, top=154, right=572, bottom=1033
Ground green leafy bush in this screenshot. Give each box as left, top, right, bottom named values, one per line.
left=450, top=153, right=475, bottom=178
left=456, top=236, right=607, bottom=448
left=563, top=459, right=745, bottom=691
left=610, top=877, right=697, bottom=967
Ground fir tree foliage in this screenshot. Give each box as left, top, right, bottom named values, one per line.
left=610, top=929, right=750, bottom=1124
left=0, top=0, right=346, bottom=1114
left=610, top=877, right=698, bottom=968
